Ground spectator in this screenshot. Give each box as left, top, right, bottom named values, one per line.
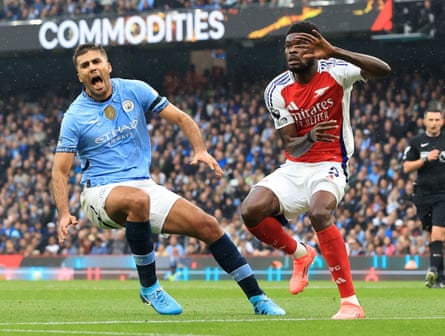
left=42, top=0, right=64, bottom=17
left=165, top=235, right=185, bottom=259
left=44, top=235, right=60, bottom=255
left=137, top=0, right=153, bottom=12
left=347, top=238, right=364, bottom=257
left=5, top=0, right=22, bottom=20
left=108, top=229, right=130, bottom=254
left=59, top=237, right=78, bottom=255
left=415, top=0, right=436, bottom=36
left=90, top=237, right=109, bottom=255
left=382, top=236, right=396, bottom=256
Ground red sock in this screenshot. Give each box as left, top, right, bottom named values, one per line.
left=317, top=225, right=355, bottom=298
left=247, top=217, right=297, bottom=255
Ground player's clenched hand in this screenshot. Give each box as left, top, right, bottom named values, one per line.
left=190, top=151, right=224, bottom=177
left=58, top=213, right=78, bottom=244
left=309, top=120, right=339, bottom=142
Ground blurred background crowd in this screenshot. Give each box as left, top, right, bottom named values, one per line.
left=1, top=0, right=445, bottom=40
left=0, top=0, right=294, bottom=21
left=0, top=57, right=444, bottom=260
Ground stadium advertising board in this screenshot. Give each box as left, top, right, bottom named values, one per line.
left=0, top=1, right=392, bottom=52
left=0, top=254, right=426, bottom=281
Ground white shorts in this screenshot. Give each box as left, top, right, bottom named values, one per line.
left=80, top=179, right=181, bottom=233
left=253, top=161, right=347, bottom=220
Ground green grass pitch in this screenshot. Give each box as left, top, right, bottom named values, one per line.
left=0, top=280, right=444, bottom=336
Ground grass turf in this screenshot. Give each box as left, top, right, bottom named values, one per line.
left=0, top=280, right=444, bottom=336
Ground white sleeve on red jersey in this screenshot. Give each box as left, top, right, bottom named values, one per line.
left=321, top=58, right=365, bottom=88
left=264, top=71, right=295, bottom=129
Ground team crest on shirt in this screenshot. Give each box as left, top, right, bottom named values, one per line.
left=123, top=100, right=134, bottom=113
left=314, top=86, right=330, bottom=98
left=104, top=105, right=116, bottom=120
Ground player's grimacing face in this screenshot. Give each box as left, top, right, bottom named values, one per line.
left=284, top=33, right=314, bottom=73
left=76, top=50, right=112, bottom=101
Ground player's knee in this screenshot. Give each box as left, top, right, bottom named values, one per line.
left=308, top=207, right=332, bottom=230
left=240, top=200, right=252, bottom=220
left=194, top=214, right=222, bottom=243
left=240, top=200, right=262, bottom=226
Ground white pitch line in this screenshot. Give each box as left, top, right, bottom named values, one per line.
left=0, top=330, right=215, bottom=336
left=1, top=315, right=445, bottom=328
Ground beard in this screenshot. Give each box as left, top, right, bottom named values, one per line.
left=288, top=58, right=315, bottom=74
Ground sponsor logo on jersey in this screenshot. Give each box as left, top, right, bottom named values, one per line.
left=95, top=119, right=138, bottom=145
left=287, top=98, right=334, bottom=119
left=287, top=98, right=334, bottom=127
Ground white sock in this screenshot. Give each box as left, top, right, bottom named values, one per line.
left=341, top=295, right=360, bottom=306
left=293, top=243, right=308, bottom=258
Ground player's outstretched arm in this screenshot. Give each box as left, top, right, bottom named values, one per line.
left=159, top=103, right=224, bottom=176
left=330, top=47, right=391, bottom=80
left=296, top=29, right=391, bottom=80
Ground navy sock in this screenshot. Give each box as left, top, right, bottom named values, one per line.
left=209, top=234, right=263, bottom=298
left=430, top=240, right=444, bottom=280
left=126, top=221, right=157, bottom=287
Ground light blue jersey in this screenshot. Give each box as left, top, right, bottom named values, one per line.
left=56, top=78, right=169, bottom=187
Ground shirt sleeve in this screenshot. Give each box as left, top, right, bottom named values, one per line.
left=55, top=112, right=78, bottom=153
left=327, top=59, right=364, bottom=89
left=133, top=80, right=169, bottom=115
left=264, top=81, right=294, bottom=129
left=402, top=141, right=419, bottom=161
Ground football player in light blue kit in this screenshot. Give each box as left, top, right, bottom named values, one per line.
left=50, top=44, right=285, bottom=316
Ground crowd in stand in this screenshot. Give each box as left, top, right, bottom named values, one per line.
left=0, top=0, right=294, bottom=22
left=2, top=0, right=445, bottom=39
left=0, top=59, right=444, bottom=260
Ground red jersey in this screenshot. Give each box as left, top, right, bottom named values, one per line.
left=264, top=58, right=364, bottom=163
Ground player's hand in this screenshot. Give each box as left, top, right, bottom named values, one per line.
left=190, top=151, right=224, bottom=177
left=295, top=29, right=335, bottom=60
left=428, top=149, right=441, bottom=161
left=58, top=213, right=78, bottom=244
left=309, top=120, right=339, bottom=142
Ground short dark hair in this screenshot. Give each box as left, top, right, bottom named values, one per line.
left=72, top=44, right=108, bottom=68
left=286, top=21, right=320, bottom=37
left=424, top=110, right=444, bottom=117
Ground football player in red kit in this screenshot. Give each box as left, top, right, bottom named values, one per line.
left=241, top=21, right=391, bottom=319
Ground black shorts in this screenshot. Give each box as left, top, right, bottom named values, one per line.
left=413, top=193, right=445, bottom=232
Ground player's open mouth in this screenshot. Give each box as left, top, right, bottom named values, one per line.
left=91, top=76, right=103, bottom=85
